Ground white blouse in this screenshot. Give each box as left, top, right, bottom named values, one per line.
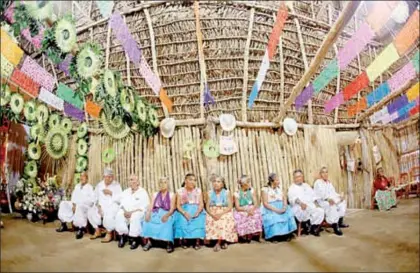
left=262, top=186, right=283, bottom=202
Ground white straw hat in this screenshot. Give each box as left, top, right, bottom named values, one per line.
left=160, top=117, right=176, bottom=138
left=283, top=117, right=297, bottom=136
left=220, top=114, right=236, bottom=132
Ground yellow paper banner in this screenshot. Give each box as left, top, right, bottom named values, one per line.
left=1, top=54, right=14, bottom=78
left=0, top=29, right=23, bottom=66
left=406, top=82, right=419, bottom=102
left=366, top=43, right=399, bottom=82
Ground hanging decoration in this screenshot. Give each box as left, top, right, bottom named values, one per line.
left=342, top=71, right=370, bottom=100
left=393, top=10, right=420, bottom=55
left=1, top=54, right=14, bottom=78
left=324, top=92, right=344, bottom=114
left=366, top=44, right=400, bottom=82
left=295, top=84, right=314, bottom=110
left=0, top=28, right=24, bottom=66
left=366, top=83, right=391, bottom=107
left=38, top=88, right=64, bottom=111
left=20, top=56, right=55, bottom=92
left=96, top=0, right=114, bottom=19
left=412, top=51, right=420, bottom=73
left=10, top=68, right=40, bottom=97
left=387, top=95, right=408, bottom=114
left=56, top=83, right=84, bottom=110
left=85, top=100, right=102, bottom=118
left=21, top=27, right=44, bottom=49
left=248, top=3, right=288, bottom=108
left=58, top=54, right=73, bottom=76
left=64, top=102, right=85, bottom=122
left=203, top=83, right=215, bottom=107
left=313, top=60, right=339, bottom=94
left=347, top=97, right=367, bottom=117
left=387, top=61, right=416, bottom=93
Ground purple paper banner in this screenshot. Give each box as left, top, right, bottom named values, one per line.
left=58, top=54, right=73, bottom=76
left=109, top=12, right=141, bottom=64
left=387, top=95, right=408, bottom=114
left=20, top=56, right=55, bottom=92
left=64, top=102, right=85, bottom=121
left=324, top=92, right=344, bottom=114
left=393, top=112, right=409, bottom=123
left=295, top=84, right=314, bottom=110
left=337, top=22, right=375, bottom=70
left=203, top=83, right=215, bottom=107
left=387, top=62, right=417, bottom=93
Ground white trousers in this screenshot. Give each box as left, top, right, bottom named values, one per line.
left=318, top=198, right=347, bottom=224
left=57, top=201, right=90, bottom=228
left=87, top=204, right=119, bottom=232
left=115, top=210, right=144, bottom=237
left=291, top=202, right=324, bottom=225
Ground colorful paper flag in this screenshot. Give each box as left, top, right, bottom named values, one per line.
left=56, top=83, right=84, bottom=110
left=366, top=82, right=391, bottom=107
left=64, top=102, right=85, bottom=122
left=203, top=83, right=215, bottom=107
left=96, top=0, right=114, bottom=18
left=0, top=28, right=24, bottom=66
left=20, top=56, right=55, bottom=92
left=10, top=69, right=39, bottom=97
left=38, top=88, right=64, bottom=111
left=159, top=88, right=173, bottom=113
left=393, top=10, right=420, bottom=55
left=387, top=61, right=416, bottom=93
left=398, top=101, right=416, bottom=117
left=406, top=82, right=419, bottom=101
left=366, top=1, right=398, bottom=33
left=312, top=59, right=339, bottom=94
left=85, top=100, right=102, bottom=118
left=343, top=71, right=370, bottom=100
left=324, top=92, right=344, bottom=114
left=393, top=112, right=409, bottom=123
left=109, top=12, right=141, bottom=64
left=58, top=54, right=73, bottom=76
left=387, top=95, right=408, bottom=114
left=366, top=43, right=400, bottom=82
left=412, top=51, right=420, bottom=73
left=295, top=83, right=314, bottom=110
left=248, top=50, right=270, bottom=108
left=409, top=104, right=419, bottom=116
left=138, top=55, right=161, bottom=95
left=267, top=3, right=288, bottom=61
left=337, top=22, right=375, bottom=70
left=1, top=54, right=14, bottom=78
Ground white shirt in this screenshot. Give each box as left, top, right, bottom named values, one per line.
left=313, top=179, right=340, bottom=202
left=115, top=187, right=150, bottom=212
left=288, top=182, right=317, bottom=206
left=94, top=180, right=122, bottom=208
left=70, top=183, right=95, bottom=207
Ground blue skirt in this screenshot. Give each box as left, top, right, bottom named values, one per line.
left=174, top=204, right=206, bottom=239
left=142, top=208, right=174, bottom=242
left=261, top=200, right=297, bottom=239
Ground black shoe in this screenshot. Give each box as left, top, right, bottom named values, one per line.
left=304, top=220, right=311, bottom=234
left=166, top=243, right=174, bottom=253
left=143, top=241, right=152, bottom=251
left=118, top=234, right=127, bottom=248
left=75, top=228, right=84, bottom=239
left=56, top=222, right=68, bottom=233
left=338, top=217, right=349, bottom=228
left=310, top=225, right=320, bottom=237
left=130, top=238, right=139, bottom=250
left=332, top=223, right=343, bottom=236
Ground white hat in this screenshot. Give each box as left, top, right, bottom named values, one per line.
left=160, top=117, right=175, bottom=138
left=104, top=168, right=113, bottom=176
left=283, top=117, right=297, bottom=136
left=220, top=114, right=236, bottom=132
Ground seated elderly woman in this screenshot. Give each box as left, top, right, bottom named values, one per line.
left=174, top=173, right=206, bottom=250
left=261, top=173, right=297, bottom=242
left=205, top=175, right=238, bottom=252
left=373, top=167, right=397, bottom=211
left=233, top=175, right=262, bottom=243
left=142, top=177, right=176, bottom=253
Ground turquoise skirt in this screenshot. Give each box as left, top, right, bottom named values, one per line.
left=174, top=204, right=206, bottom=239
left=261, top=200, right=297, bottom=239
left=142, top=208, right=174, bottom=242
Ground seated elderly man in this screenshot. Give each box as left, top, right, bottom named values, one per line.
left=56, top=172, right=95, bottom=239
left=313, top=167, right=349, bottom=236
left=373, top=167, right=397, bottom=211
left=88, top=168, right=122, bottom=243
left=114, top=174, right=150, bottom=249
left=288, top=169, right=324, bottom=237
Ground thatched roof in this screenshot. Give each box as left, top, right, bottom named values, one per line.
left=21, top=1, right=418, bottom=127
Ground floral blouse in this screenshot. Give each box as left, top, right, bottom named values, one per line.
left=177, top=187, right=201, bottom=205
left=262, top=186, right=283, bottom=203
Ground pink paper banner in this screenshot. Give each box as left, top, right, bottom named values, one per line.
left=324, top=92, right=344, bottom=114
left=337, top=22, right=375, bottom=70
left=21, top=56, right=55, bottom=92
left=387, top=62, right=417, bottom=93
left=138, top=55, right=161, bottom=95
left=109, top=12, right=141, bottom=64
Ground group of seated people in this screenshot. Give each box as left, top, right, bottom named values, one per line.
left=56, top=167, right=349, bottom=253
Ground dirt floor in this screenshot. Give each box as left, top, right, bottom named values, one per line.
left=1, top=198, right=419, bottom=272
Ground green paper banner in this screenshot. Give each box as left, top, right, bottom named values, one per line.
left=313, top=59, right=339, bottom=94
left=56, top=83, right=84, bottom=110
left=412, top=51, right=419, bottom=73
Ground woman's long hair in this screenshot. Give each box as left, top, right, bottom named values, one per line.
left=181, top=173, right=195, bottom=187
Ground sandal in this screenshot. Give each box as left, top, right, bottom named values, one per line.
left=221, top=243, right=228, bottom=250
left=142, top=242, right=152, bottom=251
left=193, top=244, right=201, bottom=250
left=166, top=245, right=174, bottom=253
left=213, top=244, right=221, bottom=252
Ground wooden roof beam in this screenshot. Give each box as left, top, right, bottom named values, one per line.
left=273, top=1, right=361, bottom=124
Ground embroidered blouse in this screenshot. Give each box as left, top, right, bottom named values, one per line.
left=234, top=188, right=254, bottom=206
left=262, top=186, right=283, bottom=202
left=209, top=189, right=229, bottom=207
left=177, top=187, right=201, bottom=205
